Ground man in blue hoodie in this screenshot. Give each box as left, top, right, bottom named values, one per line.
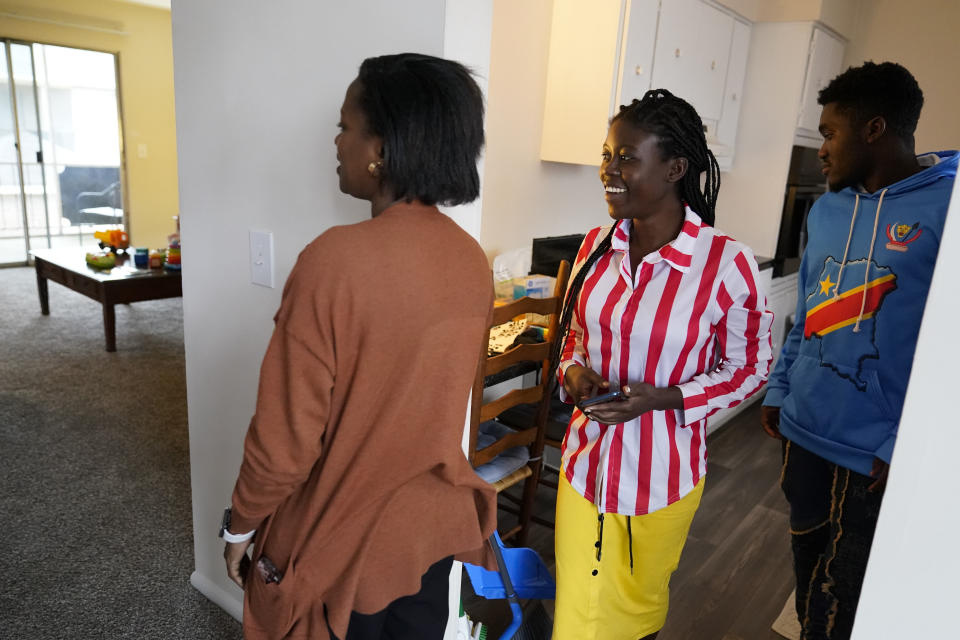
left=761, top=61, right=958, bottom=640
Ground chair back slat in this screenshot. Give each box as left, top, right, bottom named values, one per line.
left=472, top=428, right=538, bottom=467
left=484, top=342, right=551, bottom=377
left=480, top=385, right=543, bottom=423
left=491, top=296, right=562, bottom=326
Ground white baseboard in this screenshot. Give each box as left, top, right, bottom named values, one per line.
left=190, top=570, right=244, bottom=622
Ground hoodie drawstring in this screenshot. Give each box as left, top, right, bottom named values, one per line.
left=832, top=189, right=888, bottom=333
left=832, top=193, right=860, bottom=300
left=853, top=188, right=887, bottom=332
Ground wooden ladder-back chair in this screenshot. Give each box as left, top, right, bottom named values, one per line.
left=468, top=260, right=570, bottom=545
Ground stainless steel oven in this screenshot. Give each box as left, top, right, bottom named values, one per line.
left=773, top=146, right=827, bottom=277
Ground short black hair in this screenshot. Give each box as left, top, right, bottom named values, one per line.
left=612, top=89, right=720, bottom=226
left=356, top=53, right=484, bottom=207
left=818, top=61, right=924, bottom=142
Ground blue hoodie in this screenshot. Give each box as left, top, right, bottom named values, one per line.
left=764, top=150, right=958, bottom=475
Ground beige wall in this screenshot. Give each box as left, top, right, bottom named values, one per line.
left=727, top=0, right=859, bottom=38
left=480, top=0, right=605, bottom=262
left=0, top=0, right=178, bottom=248
left=844, top=0, right=960, bottom=152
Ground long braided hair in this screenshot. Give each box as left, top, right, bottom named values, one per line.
left=546, top=89, right=721, bottom=389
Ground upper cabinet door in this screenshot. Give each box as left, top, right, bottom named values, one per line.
left=797, top=27, right=845, bottom=134
left=540, top=0, right=624, bottom=165
left=716, top=19, right=750, bottom=149
left=651, top=0, right=734, bottom=123
left=616, top=0, right=659, bottom=109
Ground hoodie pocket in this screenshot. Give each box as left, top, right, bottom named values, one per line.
left=783, top=354, right=895, bottom=452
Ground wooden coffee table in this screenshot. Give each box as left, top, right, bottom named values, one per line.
left=32, top=248, right=183, bottom=352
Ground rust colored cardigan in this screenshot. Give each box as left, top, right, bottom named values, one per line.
left=231, top=202, right=497, bottom=639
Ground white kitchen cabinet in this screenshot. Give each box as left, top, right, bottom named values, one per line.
left=715, top=19, right=750, bottom=156
left=651, top=0, right=734, bottom=124
left=797, top=26, right=846, bottom=139
left=540, top=0, right=625, bottom=167
left=766, top=272, right=800, bottom=367
left=616, top=0, right=659, bottom=111
left=541, top=0, right=750, bottom=170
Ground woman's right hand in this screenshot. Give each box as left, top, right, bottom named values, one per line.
left=563, top=365, right=609, bottom=405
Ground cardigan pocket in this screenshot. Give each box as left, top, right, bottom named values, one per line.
left=244, top=556, right=298, bottom=637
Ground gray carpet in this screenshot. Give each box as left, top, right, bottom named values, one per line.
left=0, top=266, right=242, bottom=639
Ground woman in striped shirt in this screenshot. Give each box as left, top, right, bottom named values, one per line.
left=551, top=90, right=774, bottom=640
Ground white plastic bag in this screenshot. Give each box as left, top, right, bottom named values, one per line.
left=492, top=247, right=531, bottom=298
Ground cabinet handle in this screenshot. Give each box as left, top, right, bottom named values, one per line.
left=635, top=65, right=644, bottom=76
left=674, top=48, right=681, bottom=58
left=711, top=60, right=717, bottom=71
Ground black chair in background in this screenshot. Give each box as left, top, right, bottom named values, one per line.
left=58, top=166, right=123, bottom=226
left=530, top=233, right=584, bottom=278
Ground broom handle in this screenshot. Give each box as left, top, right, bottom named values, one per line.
left=489, top=534, right=524, bottom=640
left=489, top=534, right=521, bottom=605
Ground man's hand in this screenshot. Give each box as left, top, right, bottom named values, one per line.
left=760, top=405, right=783, bottom=440
left=563, top=365, right=608, bottom=405
left=869, top=457, right=889, bottom=493
left=582, top=383, right=683, bottom=425
left=224, top=539, right=253, bottom=588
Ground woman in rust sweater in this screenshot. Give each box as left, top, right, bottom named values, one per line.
left=221, top=53, right=497, bottom=640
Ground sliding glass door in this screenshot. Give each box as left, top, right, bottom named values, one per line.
left=0, top=39, right=124, bottom=266
left=0, top=42, right=29, bottom=265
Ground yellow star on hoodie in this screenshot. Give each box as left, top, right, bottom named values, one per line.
left=819, top=275, right=835, bottom=296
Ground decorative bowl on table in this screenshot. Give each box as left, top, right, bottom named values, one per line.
left=85, top=251, right=116, bottom=269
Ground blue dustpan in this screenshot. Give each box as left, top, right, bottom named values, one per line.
left=465, top=532, right=555, bottom=640
left=464, top=531, right=555, bottom=600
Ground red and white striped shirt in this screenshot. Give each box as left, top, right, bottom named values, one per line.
left=558, top=208, right=773, bottom=515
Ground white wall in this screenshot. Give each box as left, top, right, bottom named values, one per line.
left=439, top=0, right=494, bottom=240
left=172, top=0, right=449, bottom=620
left=851, top=153, right=960, bottom=639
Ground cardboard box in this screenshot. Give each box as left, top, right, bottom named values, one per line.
left=515, top=275, right=555, bottom=299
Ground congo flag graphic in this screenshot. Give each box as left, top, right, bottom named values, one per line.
left=805, top=258, right=897, bottom=339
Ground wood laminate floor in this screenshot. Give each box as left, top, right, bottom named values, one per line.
left=462, top=400, right=796, bottom=640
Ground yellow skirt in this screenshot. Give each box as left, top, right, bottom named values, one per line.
left=552, top=473, right=704, bottom=640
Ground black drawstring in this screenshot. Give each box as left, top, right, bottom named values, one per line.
left=596, top=513, right=604, bottom=562
left=595, top=512, right=636, bottom=575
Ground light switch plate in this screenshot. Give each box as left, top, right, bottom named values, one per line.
left=249, top=230, right=274, bottom=288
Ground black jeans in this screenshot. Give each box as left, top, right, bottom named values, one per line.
left=328, top=556, right=454, bottom=640
left=780, top=440, right=885, bottom=640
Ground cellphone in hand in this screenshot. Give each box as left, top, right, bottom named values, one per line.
left=578, top=389, right=626, bottom=409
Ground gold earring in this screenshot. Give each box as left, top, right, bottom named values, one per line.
left=367, top=161, right=382, bottom=176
